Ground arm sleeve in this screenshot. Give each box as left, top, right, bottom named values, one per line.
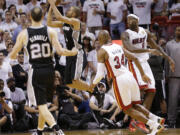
left=93, top=63, right=106, bottom=84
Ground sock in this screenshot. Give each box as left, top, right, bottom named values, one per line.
left=51, top=124, right=60, bottom=131
left=149, top=113, right=159, bottom=122
left=146, top=119, right=158, bottom=130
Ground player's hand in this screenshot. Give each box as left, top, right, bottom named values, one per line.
left=142, top=74, right=151, bottom=84
left=150, top=49, right=162, bottom=56
left=48, top=0, right=56, bottom=6
left=168, top=57, right=175, bottom=72
left=71, top=47, right=78, bottom=56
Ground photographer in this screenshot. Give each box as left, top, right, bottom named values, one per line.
left=56, top=85, right=93, bottom=130
left=89, top=80, right=118, bottom=128
left=0, top=89, right=13, bottom=132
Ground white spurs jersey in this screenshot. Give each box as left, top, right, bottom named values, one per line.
left=126, top=27, right=149, bottom=62
left=102, top=43, right=131, bottom=78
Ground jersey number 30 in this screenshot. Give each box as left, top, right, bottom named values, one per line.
left=30, top=43, right=51, bottom=59
left=114, top=54, right=125, bottom=69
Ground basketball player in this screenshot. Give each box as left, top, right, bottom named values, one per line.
left=9, top=7, right=78, bottom=135
left=47, top=0, right=92, bottom=92
left=91, top=30, right=165, bottom=135
left=121, top=14, right=175, bottom=132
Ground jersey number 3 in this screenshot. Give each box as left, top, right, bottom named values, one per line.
left=114, top=54, right=125, bottom=69
left=30, top=43, right=51, bottom=59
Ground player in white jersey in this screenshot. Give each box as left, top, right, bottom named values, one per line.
left=121, top=14, right=175, bottom=133
left=121, top=14, right=175, bottom=111
left=91, top=30, right=165, bottom=135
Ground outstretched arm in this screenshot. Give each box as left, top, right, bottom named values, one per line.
left=146, top=30, right=175, bottom=72
left=121, top=32, right=155, bottom=53
left=49, top=28, right=78, bottom=56
left=48, top=0, right=80, bottom=30
left=123, top=48, right=151, bottom=84
left=9, top=30, right=26, bottom=59
left=47, top=7, right=63, bottom=28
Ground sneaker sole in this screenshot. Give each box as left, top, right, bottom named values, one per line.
left=131, top=121, right=149, bottom=134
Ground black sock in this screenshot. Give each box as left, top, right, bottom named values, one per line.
left=52, top=124, right=60, bottom=131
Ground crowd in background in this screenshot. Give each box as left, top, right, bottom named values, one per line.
left=0, top=0, right=180, bottom=133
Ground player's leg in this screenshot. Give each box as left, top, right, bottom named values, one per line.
left=37, top=112, right=46, bottom=132
left=143, top=91, right=156, bottom=110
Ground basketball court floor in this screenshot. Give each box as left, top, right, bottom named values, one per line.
left=1, top=129, right=180, bottom=135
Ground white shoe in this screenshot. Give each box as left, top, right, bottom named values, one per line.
left=147, top=124, right=164, bottom=135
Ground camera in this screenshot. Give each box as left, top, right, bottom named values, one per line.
left=0, top=91, right=5, bottom=97
left=56, top=85, right=70, bottom=99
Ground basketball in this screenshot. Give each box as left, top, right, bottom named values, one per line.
left=55, top=0, right=61, bottom=6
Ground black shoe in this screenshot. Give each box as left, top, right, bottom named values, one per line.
left=103, top=118, right=116, bottom=128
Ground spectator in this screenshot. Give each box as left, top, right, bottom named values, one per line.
left=71, top=0, right=81, bottom=7
left=8, top=4, right=19, bottom=23
left=153, top=0, right=169, bottom=16
left=81, top=22, right=95, bottom=44
left=6, top=0, right=18, bottom=8
left=0, top=0, right=6, bottom=17
left=12, top=12, right=28, bottom=43
left=26, top=0, right=41, bottom=12
left=0, top=51, right=13, bottom=86
left=169, top=0, right=180, bottom=17
left=12, top=52, right=28, bottom=91
left=61, top=0, right=73, bottom=15
left=107, top=0, right=127, bottom=39
left=124, top=0, right=158, bottom=29
left=0, top=79, right=11, bottom=100
left=0, top=89, right=13, bottom=132
left=40, top=1, right=48, bottom=25
left=0, top=10, right=18, bottom=37
left=56, top=85, right=93, bottom=130
left=165, top=26, right=180, bottom=128
left=7, top=77, right=26, bottom=106
left=83, top=0, right=105, bottom=34
left=89, top=80, right=118, bottom=128
left=16, top=0, right=28, bottom=14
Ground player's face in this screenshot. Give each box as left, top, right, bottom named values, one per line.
left=98, top=84, right=106, bottom=93
left=127, top=17, right=138, bottom=30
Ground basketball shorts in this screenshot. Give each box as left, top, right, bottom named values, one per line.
left=128, top=60, right=156, bottom=92
left=27, top=65, right=55, bottom=106
left=64, top=49, right=85, bottom=84
left=112, top=72, right=141, bottom=111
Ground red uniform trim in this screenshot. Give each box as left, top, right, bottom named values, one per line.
left=145, top=89, right=156, bottom=93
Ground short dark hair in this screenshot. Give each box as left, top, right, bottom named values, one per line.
left=31, top=6, right=43, bottom=22
left=6, top=77, right=15, bottom=84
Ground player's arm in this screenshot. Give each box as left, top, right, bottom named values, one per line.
left=48, top=0, right=80, bottom=31
left=47, top=7, right=63, bottom=28
left=49, top=28, right=78, bottom=56
left=121, top=32, right=153, bottom=53
left=9, top=30, right=26, bottom=59
left=92, top=48, right=107, bottom=86
left=123, top=48, right=151, bottom=84
left=146, top=30, right=175, bottom=72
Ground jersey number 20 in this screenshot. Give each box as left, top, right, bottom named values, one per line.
left=30, top=43, right=51, bottom=59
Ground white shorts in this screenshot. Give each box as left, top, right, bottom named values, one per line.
left=128, top=60, right=156, bottom=92
left=112, top=72, right=141, bottom=110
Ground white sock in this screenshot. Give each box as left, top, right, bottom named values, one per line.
left=146, top=119, right=157, bottom=130
left=149, top=113, right=159, bottom=121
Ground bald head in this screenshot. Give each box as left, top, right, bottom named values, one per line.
left=31, top=6, right=43, bottom=22
left=98, top=30, right=111, bottom=45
